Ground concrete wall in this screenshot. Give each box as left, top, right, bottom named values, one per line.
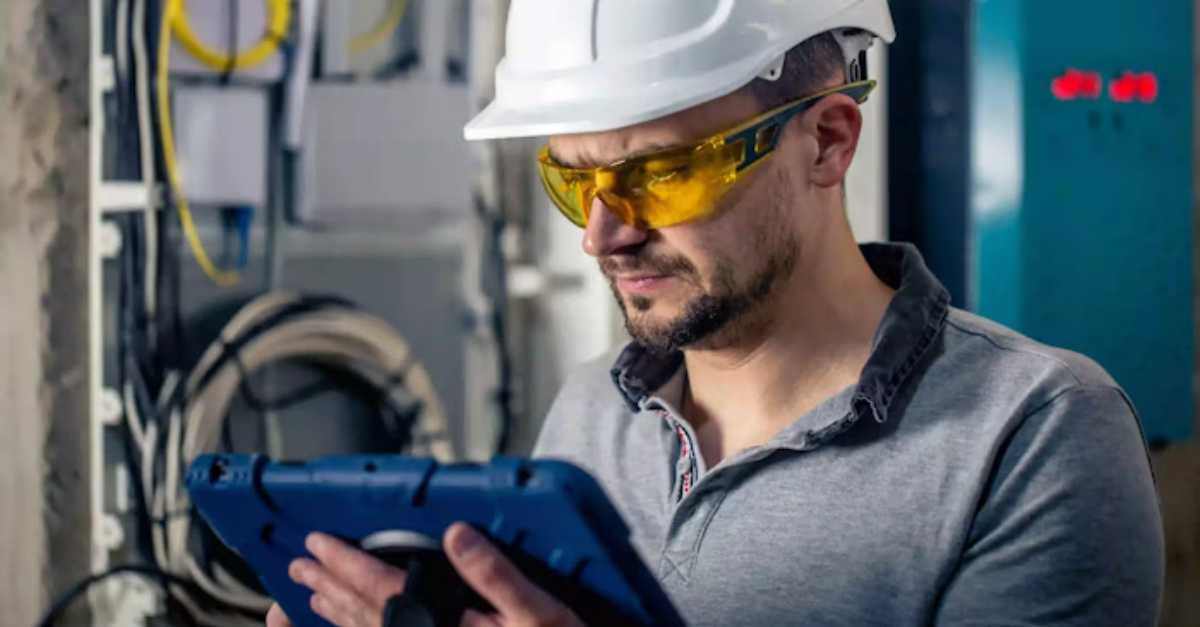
left=0, top=0, right=91, bottom=624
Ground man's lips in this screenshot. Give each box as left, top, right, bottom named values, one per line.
left=614, top=274, right=675, bottom=294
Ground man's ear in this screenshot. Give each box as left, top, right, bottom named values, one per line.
left=806, top=95, right=864, bottom=189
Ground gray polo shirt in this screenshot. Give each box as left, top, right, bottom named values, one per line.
left=533, top=243, right=1163, bottom=626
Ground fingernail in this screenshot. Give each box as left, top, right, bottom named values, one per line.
left=305, top=533, right=324, bottom=554
left=449, top=524, right=482, bottom=557
left=311, top=594, right=327, bottom=613
left=289, top=561, right=308, bottom=584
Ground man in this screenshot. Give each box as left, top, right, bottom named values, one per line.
left=272, top=1, right=1164, bottom=625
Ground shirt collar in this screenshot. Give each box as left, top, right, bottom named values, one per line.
left=609, top=242, right=951, bottom=429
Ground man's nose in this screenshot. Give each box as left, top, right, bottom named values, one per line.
left=582, top=196, right=648, bottom=257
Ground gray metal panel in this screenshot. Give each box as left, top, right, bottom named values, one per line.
left=296, top=82, right=472, bottom=228
left=174, top=86, right=268, bottom=208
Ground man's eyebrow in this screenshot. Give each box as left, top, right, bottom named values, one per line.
left=546, top=140, right=685, bottom=169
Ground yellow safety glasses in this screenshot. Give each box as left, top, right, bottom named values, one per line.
left=537, top=80, right=877, bottom=230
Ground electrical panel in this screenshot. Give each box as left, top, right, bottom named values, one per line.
left=173, top=86, right=268, bottom=207
left=296, top=0, right=473, bottom=228
left=295, top=81, right=472, bottom=228
left=971, top=0, right=1194, bottom=442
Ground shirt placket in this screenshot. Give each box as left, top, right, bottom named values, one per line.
left=656, top=408, right=701, bottom=502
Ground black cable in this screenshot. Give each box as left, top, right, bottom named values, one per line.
left=117, top=215, right=158, bottom=563
left=159, top=199, right=187, bottom=372
left=37, top=565, right=202, bottom=627
left=474, top=194, right=516, bottom=454
left=187, top=295, right=353, bottom=396
left=111, top=0, right=143, bottom=180
left=115, top=217, right=244, bottom=625
left=220, top=0, right=238, bottom=84
left=144, top=0, right=186, bottom=376
left=185, top=294, right=421, bottom=457
left=221, top=360, right=422, bottom=453
left=169, top=297, right=331, bottom=419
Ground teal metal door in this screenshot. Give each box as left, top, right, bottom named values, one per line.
left=971, top=0, right=1194, bottom=442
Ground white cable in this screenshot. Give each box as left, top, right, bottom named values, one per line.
left=118, top=364, right=242, bottom=622
left=141, top=421, right=161, bottom=557
left=114, top=0, right=131, bottom=90
left=157, top=370, right=181, bottom=415
left=168, top=584, right=263, bottom=627
left=115, top=0, right=130, bottom=82
left=180, top=314, right=452, bottom=459
left=149, top=292, right=453, bottom=614
left=284, top=0, right=321, bottom=150
left=132, top=0, right=158, bottom=318
left=122, top=381, right=148, bottom=448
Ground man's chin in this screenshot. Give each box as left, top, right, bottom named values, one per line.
left=621, top=294, right=680, bottom=320
left=621, top=308, right=689, bottom=352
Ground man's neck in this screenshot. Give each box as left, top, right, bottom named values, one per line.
left=681, top=227, right=895, bottom=465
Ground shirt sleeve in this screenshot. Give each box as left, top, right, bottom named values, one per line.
left=531, top=394, right=569, bottom=459
left=933, top=385, right=1164, bottom=627
left=530, top=360, right=595, bottom=460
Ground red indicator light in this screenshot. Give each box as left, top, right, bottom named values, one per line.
left=1081, top=73, right=1103, bottom=98
left=1136, top=73, right=1159, bottom=103
left=1052, top=69, right=1103, bottom=100
left=1051, top=71, right=1079, bottom=100
left=1110, top=72, right=1138, bottom=102
left=1110, top=71, right=1159, bottom=103
left=1054, top=69, right=1161, bottom=103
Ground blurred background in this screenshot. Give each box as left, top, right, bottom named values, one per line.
left=0, top=0, right=1196, bottom=625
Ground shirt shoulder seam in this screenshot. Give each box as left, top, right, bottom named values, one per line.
left=1018, top=383, right=1129, bottom=422
left=943, top=317, right=1085, bottom=387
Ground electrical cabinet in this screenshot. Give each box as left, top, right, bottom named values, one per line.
left=971, top=0, right=1194, bottom=442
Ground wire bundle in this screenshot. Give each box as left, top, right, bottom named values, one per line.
left=66, top=213, right=454, bottom=626
left=125, top=291, right=454, bottom=625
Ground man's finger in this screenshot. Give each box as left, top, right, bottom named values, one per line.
left=458, top=608, right=502, bottom=627
left=290, top=558, right=377, bottom=627
left=309, top=592, right=376, bottom=627
left=306, top=532, right=408, bottom=606
left=444, top=523, right=571, bottom=624
left=266, top=603, right=292, bottom=627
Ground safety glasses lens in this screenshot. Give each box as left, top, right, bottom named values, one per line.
left=536, top=159, right=589, bottom=227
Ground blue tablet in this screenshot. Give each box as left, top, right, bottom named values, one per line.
left=187, top=454, right=684, bottom=627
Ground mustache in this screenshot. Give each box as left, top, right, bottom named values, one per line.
left=599, top=252, right=697, bottom=279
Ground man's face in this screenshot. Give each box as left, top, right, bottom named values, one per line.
left=547, top=91, right=815, bottom=354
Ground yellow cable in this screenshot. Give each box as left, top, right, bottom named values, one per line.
left=349, top=0, right=408, bottom=56
left=171, top=0, right=291, bottom=72
left=157, top=0, right=240, bottom=287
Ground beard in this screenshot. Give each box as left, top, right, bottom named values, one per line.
left=602, top=235, right=798, bottom=355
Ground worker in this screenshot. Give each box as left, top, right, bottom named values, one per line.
left=272, top=1, right=1164, bottom=625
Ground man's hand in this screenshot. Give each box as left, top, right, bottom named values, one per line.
left=266, top=523, right=585, bottom=627
left=266, top=530, right=406, bottom=627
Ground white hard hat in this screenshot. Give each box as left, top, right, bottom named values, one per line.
left=464, top=0, right=895, bottom=141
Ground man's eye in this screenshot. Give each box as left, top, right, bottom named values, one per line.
left=644, top=162, right=691, bottom=181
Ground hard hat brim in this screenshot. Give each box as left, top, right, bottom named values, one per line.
left=463, top=55, right=778, bottom=141
left=463, top=93, right=720, bottom=141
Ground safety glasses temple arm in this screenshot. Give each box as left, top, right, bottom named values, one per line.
left=724, top=80, right=877, bottom=171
